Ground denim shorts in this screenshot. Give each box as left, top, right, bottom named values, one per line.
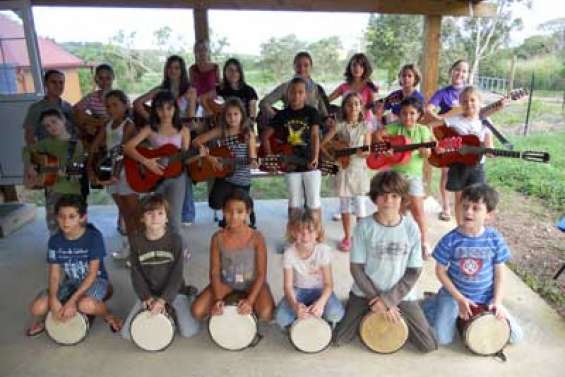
left=40, top=277, right=109, bottom=303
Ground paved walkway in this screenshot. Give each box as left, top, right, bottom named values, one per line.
left=1, top=198, right=564, bottom=377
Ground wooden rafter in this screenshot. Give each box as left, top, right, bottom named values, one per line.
left=28, top=0, right=497, bottom=17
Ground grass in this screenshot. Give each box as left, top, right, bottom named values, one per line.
left=485, top=131, right=565, bottom=212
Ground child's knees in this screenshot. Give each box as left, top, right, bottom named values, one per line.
left=30, top=296, right=49, bottom=316
left=77, top=297, right=99, bottom=313
left=256, top=306, right=274, bottom=322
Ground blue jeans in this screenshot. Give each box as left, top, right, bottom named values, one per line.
left=181, top=175, right=195, bottom=223
left=275, top=288, right=345, bottom=329
left=422, top=288, right=523, bottom=345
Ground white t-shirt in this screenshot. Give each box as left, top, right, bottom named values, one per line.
left=283, top=243, right=332, bottom=289
left=445, top=114, right=491, bottom=142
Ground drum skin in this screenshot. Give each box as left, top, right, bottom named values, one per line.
left=208, top=305, right=257, bottom=351
left=359, top=312, right=409, bottom=354
left=459, top=312, right=510, bottom=356
left=289, top=317, right=332, bottom=353
left=130, top=310, right=176, bottom=352
left=45, top=311, right=89, bottom=346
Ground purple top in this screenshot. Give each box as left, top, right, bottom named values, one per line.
left=384, top=89, right=425, bottom=115
left=428, top=85, right=463, bottom=115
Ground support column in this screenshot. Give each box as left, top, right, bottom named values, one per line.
left=421, top=15, right=442, bottom=195
left=193, top=7, right=209, bottom=42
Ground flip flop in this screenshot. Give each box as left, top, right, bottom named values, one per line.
left=438, top=212, right=451, bottom=221
left=26, top=322, right=45, bottom=337
left=104, top=315, right=123, bottom=333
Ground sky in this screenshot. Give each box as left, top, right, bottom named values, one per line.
left=28, top=0, right=563, bottom=55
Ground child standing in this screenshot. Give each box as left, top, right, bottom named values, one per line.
left=321, top=92, right=371, bottom=252
left=328, top=53, right=378, bottom=127
left=260, top=77, right=322, bottom=223
left=191, top=189, right=274, bottom=321
left=334, top=171, right=437, bottom=353
left=425, top=59, right=469, bottom=222
left=121, top=194, right=199, bottom=340
left=193, top=97, right=258, bottom=227
left=124, top=90, right=191, bottom=236
left=443, top=86, right=493, bottom=225
left=190, top=39, right=220, bottom=113
left=376, top=64, right=424, bottom=125
left=422, top=184, right=523, bottom=345
left=88, top=90, right=139, bottom=260
left=26, top=195, right=121, bottom=336
left=275, top=210, right=344, bottom=330
left=23, top=109, right=84, bottom=234
left=378, top=97, right=433, bottom=258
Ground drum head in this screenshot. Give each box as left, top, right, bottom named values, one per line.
left=130, top=311, right=175, bottom=352
left=208, top=306, right=257, bottom=351
left=464, top=313, right=510, bottom=355
left=45, top=311, right=89, bottom=346
left=359, top=312, right=409, bottom=354
left=289, top=317, right=332, bottom=353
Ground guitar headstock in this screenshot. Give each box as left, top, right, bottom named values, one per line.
left=319, top=161, right=339, bottom=175
left=522, top=151, right=550, bottom=163
left=509, top=88, right=528, bottom=101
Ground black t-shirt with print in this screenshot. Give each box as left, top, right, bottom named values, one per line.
left=216, top=83, right=258, bottom=115
left=269, top=105, right=321, bottom=172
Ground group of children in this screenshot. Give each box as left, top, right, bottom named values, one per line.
left=24, top=46, right=524, bottom=351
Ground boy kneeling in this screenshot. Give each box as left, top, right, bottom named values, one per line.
left=27, top=195, right=121, bottom=336
left=334, top=171, right=437, bottom=352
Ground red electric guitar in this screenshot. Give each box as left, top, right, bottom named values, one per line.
left=428, top=126, right=550, bottom=167
left=124, top=144, right=202, bottom=192
left=366, top=135, right=463, bottom=170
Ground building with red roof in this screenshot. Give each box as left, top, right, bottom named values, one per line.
left=0, top=13, right=87, bottom=103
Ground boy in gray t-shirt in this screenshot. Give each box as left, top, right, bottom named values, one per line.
left=334, top=171, right=437, bottom=353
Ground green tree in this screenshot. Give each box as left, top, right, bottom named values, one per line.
left=153, top=26, right=173, bottom=52
left=259, top=34, right=306, bottom=81
left=365, top=14, right=423, bottom=83
left=308, top=36, right=343, bottom=82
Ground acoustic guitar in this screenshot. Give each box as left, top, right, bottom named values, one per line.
left=92, top=145, right=124, bottom=183
left=428, top=126, right=549, bottom=167
left=124, top=144, right=201, bottom=192
left=258, top=135, right=338, bottom=175
left=366, top=135, right=462, bottom=170
left=24, top=151, right=85, bottom=189
left=321, top=139, right=369, bottom=169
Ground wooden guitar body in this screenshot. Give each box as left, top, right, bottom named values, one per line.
left=428, top=126, right=480, bottom=167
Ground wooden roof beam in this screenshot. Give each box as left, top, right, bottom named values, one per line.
left=29, top=0, right=497, bottom=17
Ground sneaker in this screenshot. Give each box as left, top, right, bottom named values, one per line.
left=332, top=213, right=342, bottom=221
left=338, top=238, right=351, bottom=252
left=112, top=251, right=129, bottom=260
left=182, top=221, right=193, bottom=227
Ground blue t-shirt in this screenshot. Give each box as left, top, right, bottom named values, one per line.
left=384, top=89, right=425, bottom=116
left=428, top=85, right=463, bottom=115
left=47, top=224, right=108, bottom=282
left=433, top=227, right=510, bottom=304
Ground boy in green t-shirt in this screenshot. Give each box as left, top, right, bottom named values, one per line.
left=23, top=109, right=84, bottom=234
left=379, top=97, right=433, bottom=259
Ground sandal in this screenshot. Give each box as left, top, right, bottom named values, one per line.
left=104, top=315, right=123, bottom=333
left=26, top=321, right=45, bottom=337
left=438, top=211, right=451, bottom=221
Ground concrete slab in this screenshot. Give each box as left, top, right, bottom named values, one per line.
left=1, top=198, right=564, bottom=377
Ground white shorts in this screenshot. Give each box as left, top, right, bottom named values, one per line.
left=340, top=196, right=369, bottom=217
left=285, top=170, right=322, bottom=209
left=404, top=174, right=425, bottom=197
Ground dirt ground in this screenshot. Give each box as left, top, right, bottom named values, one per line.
left=488, top=190, right=564, bottom=316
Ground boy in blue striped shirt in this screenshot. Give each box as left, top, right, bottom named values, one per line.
left=423, top=183, right=523, bottom=345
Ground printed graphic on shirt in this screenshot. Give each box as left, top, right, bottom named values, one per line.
left=49, top=247, right=91, bottom=282
left=454, top=246, right=493, bottom=280
left=459, top=258, right=484, bottom=278
left=286, top=120, right=309, bottom=146
left=372, top=241, right=409, bottom=259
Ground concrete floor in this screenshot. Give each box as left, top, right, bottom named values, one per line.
left=1, top=198, right=564, bottom=377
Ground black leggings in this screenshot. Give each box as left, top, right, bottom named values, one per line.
left=209, top=178, right=256, bottom=227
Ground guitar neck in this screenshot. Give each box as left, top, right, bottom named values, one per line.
left=462, top=146, right=521, bottom=158
left=392, top=141, right=437, bottom=153
left=334, top=146, right=367, bottom=158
